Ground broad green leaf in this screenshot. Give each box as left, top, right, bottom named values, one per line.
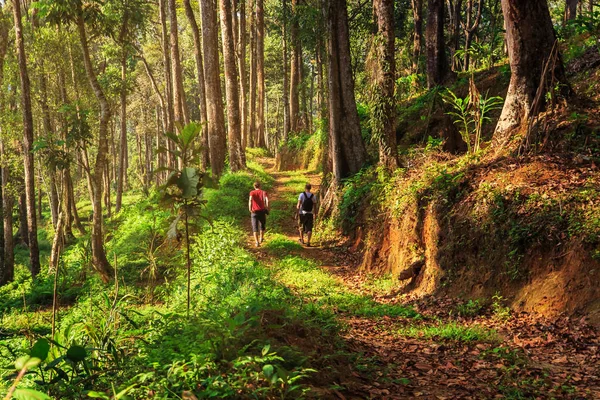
left=30, top=339, right=50, bottom=361
left=177, top=167, right=200, bottom=198
left=12, top=388, right=52, bottom=400
left=262, top=364, right=274, bottom=378
left=66, top=345, right=87, bottom=362
left=15, top=356, right=41, bottom=370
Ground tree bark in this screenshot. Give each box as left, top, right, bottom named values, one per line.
left=256, top=0, right=266, bottom=147
left=76, top=13, right=113, bottom=282
left=449, top=0, right=463, bottom=71
left=289, top=0, right=302, bottom=133
left=565, top=0, right=578, bottom=21
left=159, top=0, right=176, bottom=170
left=282, top=0, right=290, bottom=142
left=0, top=142, right=13, bottom=285
left=201, top=0, right=227, bottom=176
left=494, top=0, right=570, bottom=142
left=426, top=0, right=450, bottom=88
left=238, top=0, right=249, bottom=149
left=220, top=0, right=246, bottom=170
left=0, top=12, right=9, bottom=285
left=13, top=0, right=40, bottom=277
left=373, top=0, right=398, bottom=169
left=115, top=50, right=127, bottom=213
left=249, top=0, right=257, bottom=147
left=169, top=0, right=190, bottom=130
left=463, top=0, right=483, bottom=71
left=327, top=0, right=367, bottom=181
left=412, top=0, right=423, bottom=74
left=183, top=0, right=210, bottom=170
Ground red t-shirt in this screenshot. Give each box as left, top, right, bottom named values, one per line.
left=250, top=189, right=267, bottom=212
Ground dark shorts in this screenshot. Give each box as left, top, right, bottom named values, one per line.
left=299, top=213, right=314, bottom=233
left=251, top=211, right=267, bottom=232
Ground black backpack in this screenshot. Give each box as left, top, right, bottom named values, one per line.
left=301, top=193, right=314, bottom=212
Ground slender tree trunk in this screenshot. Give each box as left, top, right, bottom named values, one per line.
left=183, top=0, right=210, bottom=170
left=449, top=0, right=463, bottom=71
left=249, top=0, right=257, bottom=147
left=282, top=0, right=290, bottom=142
left=220, top=0, right=246, bottom=170
left=0, top=141, right=12, bottom=285
left=289, top=0, right=301, bottom=133
left=159, top=0, right=176, bottom=170
left=373, top=0, right=398, bottom=169
left=327, top=0, right=367, bottom=181
left=494, top=0, right=570, bottom=141
left=256, top=0, right=266, bottom=147
left=238, top=0, right=249, bottom=149
left=76, top=13, right=113, bottom=282
left=116, top=51, right=127, bottom=213
left=18, top=192, right=28, bottom=246
left=0, top=15, right=9, bottom=285
left=463, top=0, right=483, bottom=71
left=13, top=0, right=40, bottom=277
left=565, top=0, right=578, bottom=21
left=412, top=0, right=423, bottom=74
left=426, top=0, right=450, bottom=88
left=169, top=0, right=190, bottom=129
left=201, top=0, right=227, bottom=176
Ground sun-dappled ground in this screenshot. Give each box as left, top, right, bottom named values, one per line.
left=250, top=156, right=600, bottom=399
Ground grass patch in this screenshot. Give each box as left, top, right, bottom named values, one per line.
left=398, top=322, right=500, bottom=343
left=275, top=256, right=419, bottom=319
left=262, top=234, right=303, bottom=255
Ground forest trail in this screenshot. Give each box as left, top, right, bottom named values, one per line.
left=244, top=157, right=600, bottom=400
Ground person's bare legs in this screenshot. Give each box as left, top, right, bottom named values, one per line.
left=253, top=232, right=260, bottom=246
left=260, top=229, right=265, bottom=243
left=306, top=231, right=312, bottom=246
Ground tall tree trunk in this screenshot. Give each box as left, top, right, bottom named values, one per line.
left=327, top=0, right=367, bottom=181
left=463, top=0, right=483, bottom=71
left=18, top=192, right=28, bottom=246
left=249, top=0, right=257, bottom=147
left=220, top=0, right=246, bottom=170
left=565, top=0, right=578, bottom=21
left=238, top=0, right=249, bottom=149
left=116, top=50, right=127, bottom=213
left=0, top=14, right=9, bottom=285
left=282, top=0, right=290, bottom=142
left=256, top=0, right=266, bottom=147
left=76, top=13, right=113, bottom=282
left=426, top=0, right=450, bottom=88
left=412, top=0, right=423, bottom=74
left=13, top=0, right=40, bottom=277
left=169, top=0, right=190, bottom=129
left=183, top=0, right=210, bottom=170
left=289, top=0, right=302, bottom=133
left=201, top=0, right=227, bottom=177
left=159, top=0, right=176, bottom=170
left=373, top=0, right=398, bottom=169
left=495, top=0, right=570, bottom=142
left=0, top=142, right=13, bottom=285
left=449, top=0, right=463, bottom=71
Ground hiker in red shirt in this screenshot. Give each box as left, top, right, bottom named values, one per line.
left=248, top=181, right=269, bottom=247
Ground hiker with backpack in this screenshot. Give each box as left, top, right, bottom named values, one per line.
left=297, top=183, right=318, bottom=247
left=249, top=181, right=269, bottom=247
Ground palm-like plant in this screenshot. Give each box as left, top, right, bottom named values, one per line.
left=157, top=122, right=206, bottom=317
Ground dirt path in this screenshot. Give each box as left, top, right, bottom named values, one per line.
left=247, top=158, right=600, bottom=400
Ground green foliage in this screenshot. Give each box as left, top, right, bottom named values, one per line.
left=455, top=299, right=484, bottom=317
left=441, top=86, right=503, bottom=153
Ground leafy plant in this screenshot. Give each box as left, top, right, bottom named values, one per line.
left=442, top=79, right=503, bottom=153
left=158, top=122, right=207, bottom=318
